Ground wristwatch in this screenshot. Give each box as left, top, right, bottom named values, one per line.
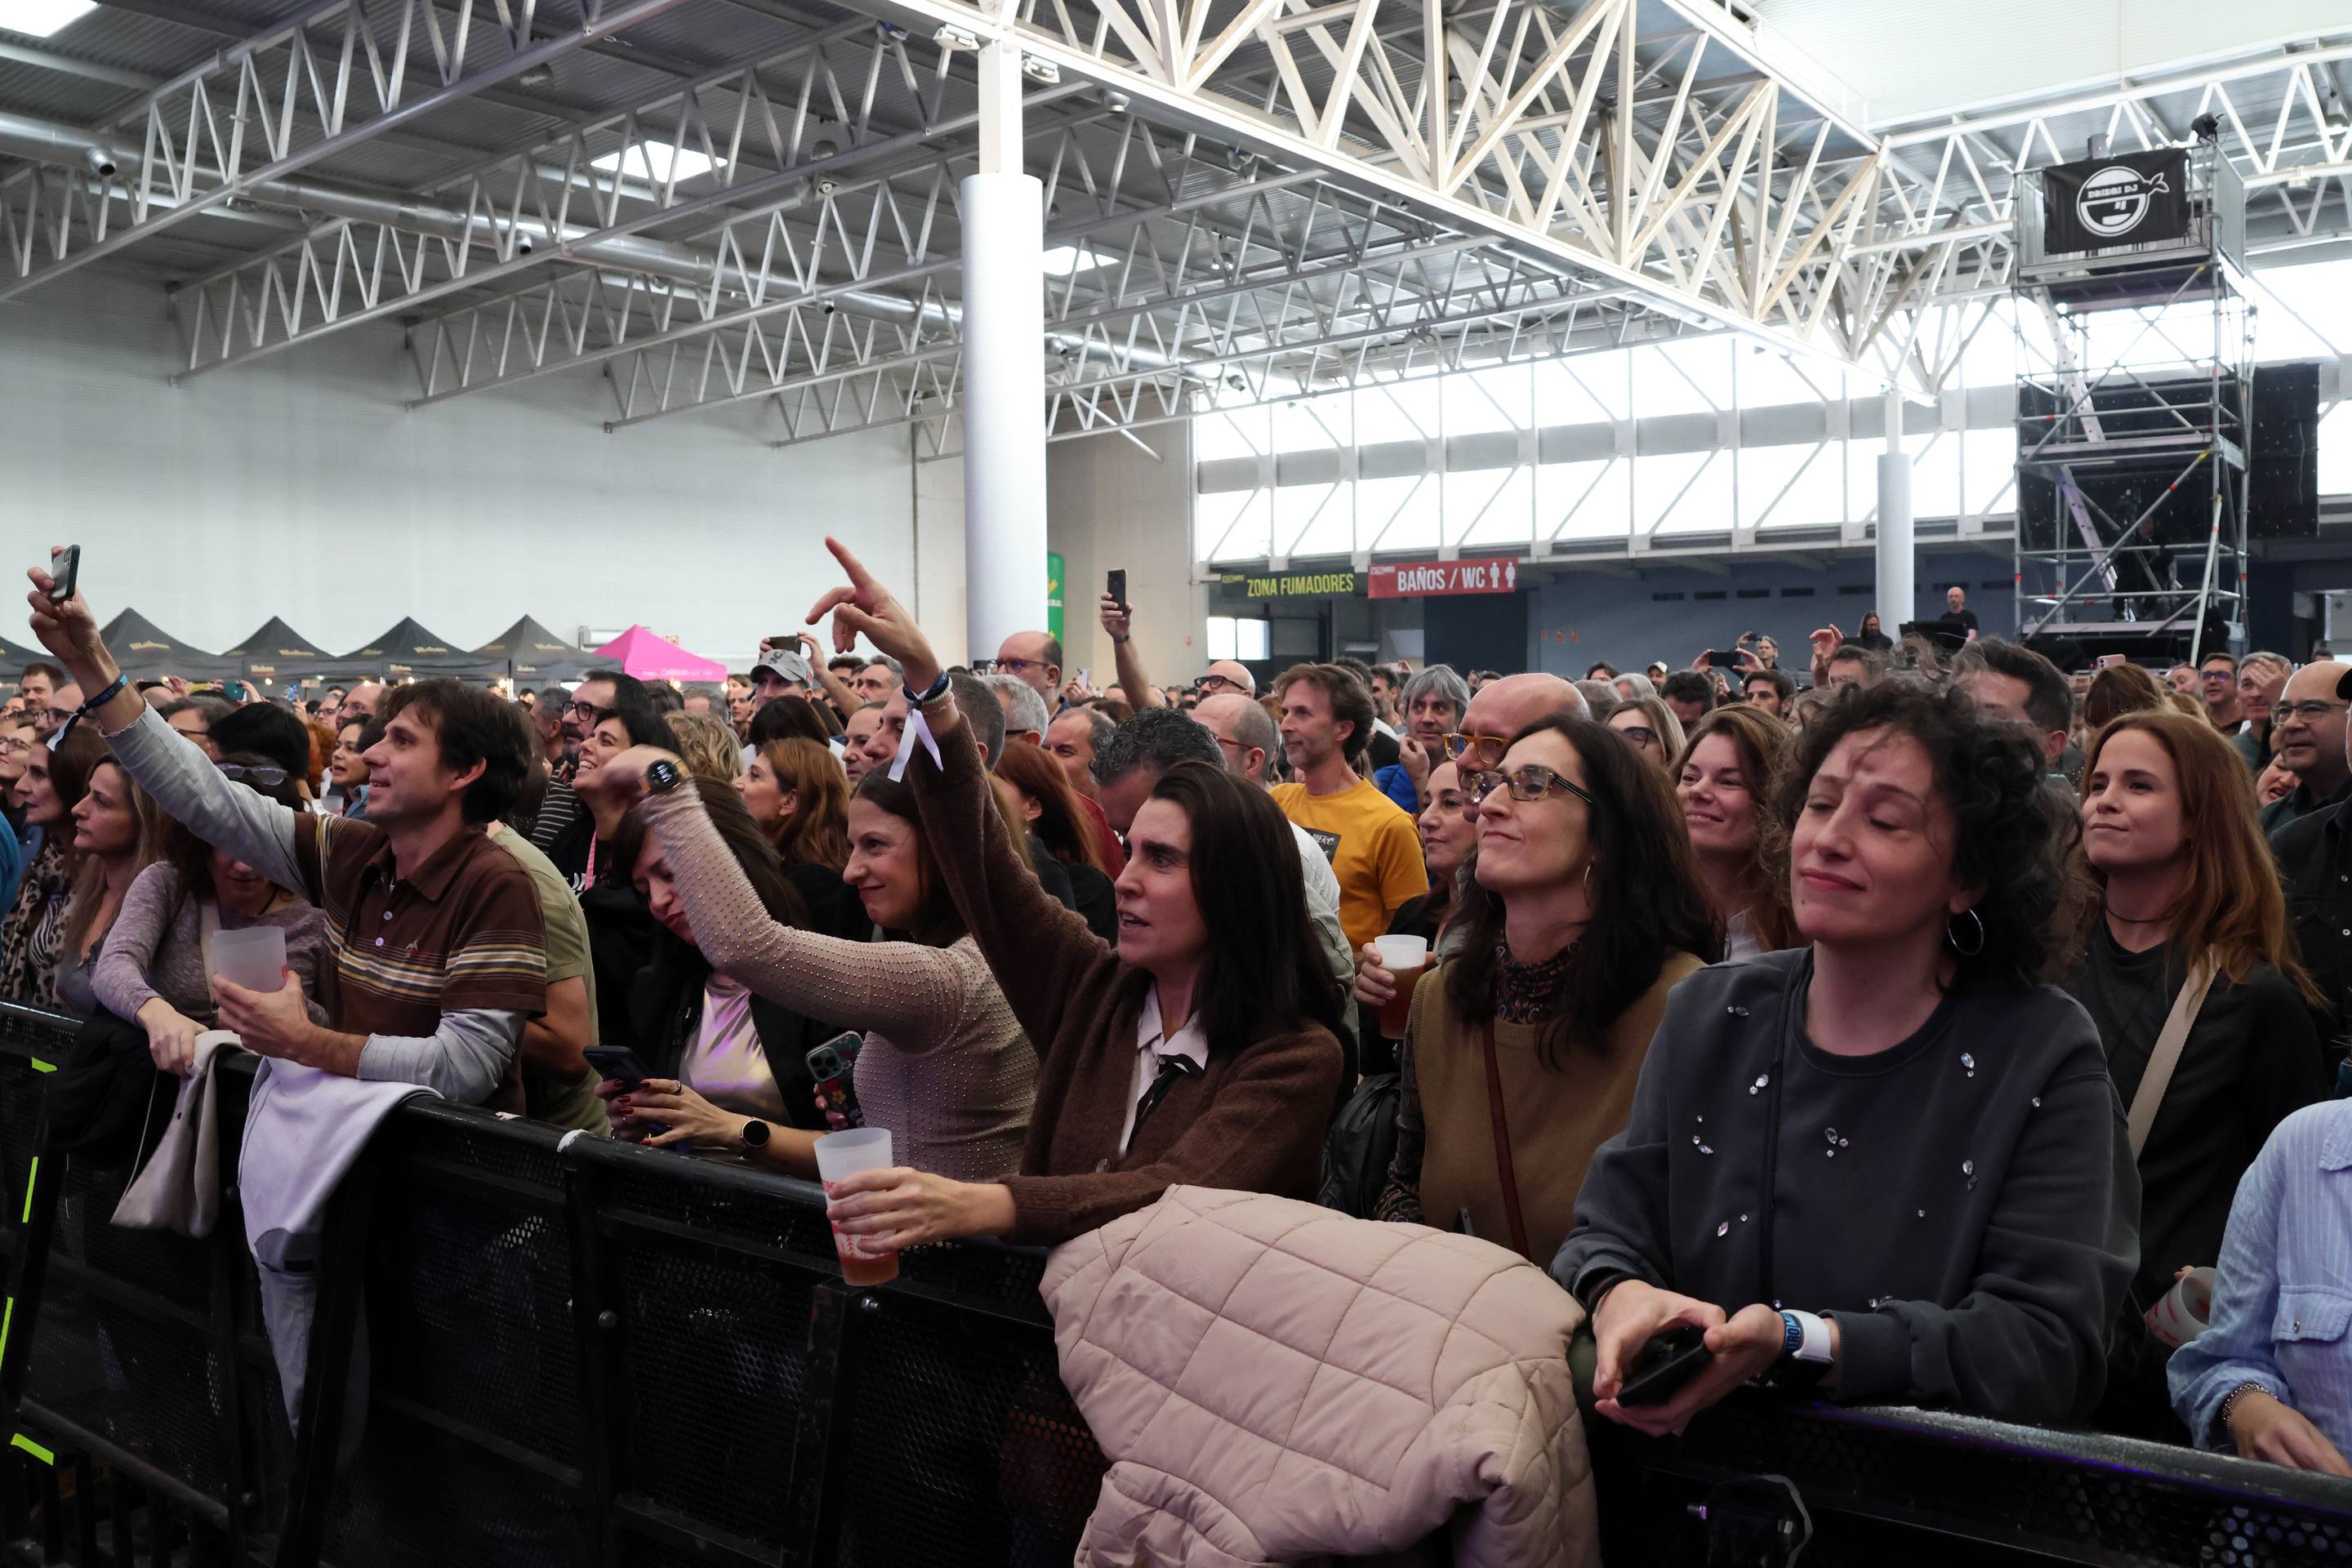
left=645, top=757, right=684, bottom=795
left=741, top=1119, right=771, bottom=1150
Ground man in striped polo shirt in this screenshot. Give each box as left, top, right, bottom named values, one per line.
left=25, top=579, right=546, bottom=1105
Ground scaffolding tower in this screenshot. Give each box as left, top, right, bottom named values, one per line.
left=2010, top=137, right=2252, bottom=666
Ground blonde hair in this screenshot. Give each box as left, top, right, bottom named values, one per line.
left=666, top=711, right=743, bottom=783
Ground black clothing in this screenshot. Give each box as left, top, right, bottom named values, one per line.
left=1949, top=608, right=1981, bottom=635
left=1555, top=949, right=2138, bottom=1425
left=2062, top=928, right=2322, bottom=1312
left=1853, top=632, right=1894, bottom=653
left=1365, top=729, right=1401, bottom=774
left=2270, top=802, right=2352, bottom=1055
left=2261, top=773, right=2352, bottom=838
left=626, top=933, right=830, bottom=1134
left=1062, top=860, right=1116, bottom=944
left=1027, top=833, right=1078, bottom=914
left=786, top=861, right=871, bottom=945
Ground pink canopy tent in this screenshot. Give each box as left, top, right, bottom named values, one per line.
left=587, top=626, right=729, bottom=683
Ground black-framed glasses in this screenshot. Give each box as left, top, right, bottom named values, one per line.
left=1465, top=765, right=1596, bottom=809
left=990, top=657, right=1045, bottom=677
left=1196, top=673, right=1244, bottom=695
left=565, top=698, right=601, bottom=719
left=219, top=763, right=288, bottom=786
left=1613, top=724, right=1659, bottom=747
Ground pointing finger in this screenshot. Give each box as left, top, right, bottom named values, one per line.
left=823, top=535, right=876, bottom=591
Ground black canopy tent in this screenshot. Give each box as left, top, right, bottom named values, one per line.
left=98, top=609, right=240, bottom=684
left=472, top=616, right=596, bottom=684
left=341, top=617, right=502, bottom=682
left=0, top=632, right=53, bottom=679
left=221, top=617, right=379, bottom=688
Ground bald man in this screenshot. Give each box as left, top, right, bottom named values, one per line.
left=1195, top=691, right=1280, bottom=783
left=1197, top=660, right=1256, bottom=698
left=1451, top=673, right=1589, bottom=783
left=2261, top=662, right=2352, bottom=835
left=991, top=631, right=1062, bottom=697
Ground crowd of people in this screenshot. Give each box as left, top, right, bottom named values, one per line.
left=7, top=553, right=2352, bottom=1486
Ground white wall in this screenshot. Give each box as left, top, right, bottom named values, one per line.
left=0, top=270, right=915, bottom=671
left=1753, top=0, right=2351, bottom=126
left=1048, top=425, right=1203, bottom=697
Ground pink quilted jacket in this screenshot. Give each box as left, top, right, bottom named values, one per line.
left=1040, top=1186, right=1599, bottom=1568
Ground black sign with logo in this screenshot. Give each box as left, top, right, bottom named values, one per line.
left=2041, top=149, right=2191, bottom=254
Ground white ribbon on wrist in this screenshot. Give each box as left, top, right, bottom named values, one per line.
left=889, top=701, right=942, bottom=782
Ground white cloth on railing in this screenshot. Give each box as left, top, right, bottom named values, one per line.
left=112, top=1029, right=243, bottom=1238
left=241, top=1058, right=436, bottom=1428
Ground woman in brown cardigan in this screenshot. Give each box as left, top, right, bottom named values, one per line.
left=802, top=539, right=1348, bottom=1250
left=1374, top=713, right=1717, bottom=1263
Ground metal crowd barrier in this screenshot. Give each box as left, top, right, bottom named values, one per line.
left=5, top=997, right=2352, bottom=1568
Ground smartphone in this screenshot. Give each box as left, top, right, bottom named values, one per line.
left=808, top=1031, right=863, bottom=1129
left=222, top=679, right=247, bottom=703
left=46, top=546, right=79, bottom=604
left=1618, top=1325, right=1713, bottom=1407
left=1107, top=568, right=1128, bottom=612
left=1705, top=650, right=1745, bottom=670
left=586, top=1044, right=653, bottom=1088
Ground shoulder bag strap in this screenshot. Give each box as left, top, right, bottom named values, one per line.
left=1478, top=1018, right=1532, bottom=1259
left=2126, top=951, right=2219, bottom=1161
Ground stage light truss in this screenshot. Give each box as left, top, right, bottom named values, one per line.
left=0, top=0, right=699, bottom=301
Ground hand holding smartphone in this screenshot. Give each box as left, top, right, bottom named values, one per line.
left=808, top=1032, right=864, bottom=1129
left=1107, top=568, right=1128, bottom=612
left=45, top=546, right=79, bottom=604
left=1616, top=1325, right=1713, bottom=1407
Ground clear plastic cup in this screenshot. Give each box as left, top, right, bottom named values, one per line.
left=211, top=925, right=288, bottom=995
left=813, top=1127, right=898, bottom=1285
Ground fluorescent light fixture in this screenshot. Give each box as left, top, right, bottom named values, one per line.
left=589, top=141, right=726, bottom=185
left=1041, top=245, right=1113, bottom=277
left=3, top=0, right=97, bottom=38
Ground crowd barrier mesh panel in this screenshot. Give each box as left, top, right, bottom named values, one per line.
left=613, top=1241, right=812, bottom=1548
left=29, top=1155, right=234, bottom=1504
left=321, top=1115, right=583, bottom=1568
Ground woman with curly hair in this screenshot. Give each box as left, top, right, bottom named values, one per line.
left=1557, top=681, right=2136, bottom=1432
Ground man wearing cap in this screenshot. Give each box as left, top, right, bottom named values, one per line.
left=751, top=646, right=814, bottom=702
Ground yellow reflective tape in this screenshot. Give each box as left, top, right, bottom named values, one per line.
left=0, top=1297, right=11, bottom=1363
left=28, top=1058, right=54, bottom=1074
left=19, top=1157, right=33, bottom=1226
left=11, top=1432, right=53, bottom=1465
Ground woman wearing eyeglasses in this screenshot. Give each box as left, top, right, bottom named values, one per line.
left=1676, top=706, right=1797, bottom=961
left=1606, top=696, right=1685, bottom=779
left=1372, top=715, right=1717, bottom=1263
left=94, top=755, right=330, bottom=1072
left=1557, top=682, right=2135, bottom=1432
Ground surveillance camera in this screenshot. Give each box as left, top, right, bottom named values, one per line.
left=816, top=176, right=837, bottom=197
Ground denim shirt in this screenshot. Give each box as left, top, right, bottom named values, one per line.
left=2169, top=1102, right=2352, bottom=1453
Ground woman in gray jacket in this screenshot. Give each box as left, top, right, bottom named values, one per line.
left=1556, top=680, right=2136, bottom=1432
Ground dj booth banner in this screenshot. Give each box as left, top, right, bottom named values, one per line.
left=2040, top=149, right=2190, bottom=253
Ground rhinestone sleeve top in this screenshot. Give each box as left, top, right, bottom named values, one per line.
left=638, top=785, right=1036, bottom=1183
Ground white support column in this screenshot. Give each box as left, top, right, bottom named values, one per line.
left=1875, top=384, right=1913, bottom=634
left=961, top=39, right=1049, bottom=665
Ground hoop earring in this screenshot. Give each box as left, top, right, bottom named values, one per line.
left=1583, top=862, right=1597, bottom=906
left=1946, top=907, right=1985, bottom=958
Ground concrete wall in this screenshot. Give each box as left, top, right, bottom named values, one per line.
left=1047, top=425, right=1202, bottom=694
left=0, top=270, right=916, bottom=671
left=1526, top=550, right=2018, bottom=675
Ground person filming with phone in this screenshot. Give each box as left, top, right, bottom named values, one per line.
left=1555, top=681, right=2137, bottom=1432
left=24, top=558, right=548, bottom=1106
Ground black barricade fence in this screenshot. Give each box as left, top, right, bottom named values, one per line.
left=6, top=996, right=2352, bottom=1568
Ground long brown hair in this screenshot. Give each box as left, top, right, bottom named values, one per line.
left=1669, top=704, right=1798, bottom=951
left=849, top=769, right=968, bottom=947
left=61, top=758, right=170, bottom=960
left=758, top=737, right=850, bottom=873
left=1445, top=715, right=1720, bottom=1065
left=2079, top=710, right=2318, bottom=1000
left=2082, top=662, right=2165, bottom=732
left=992, top=738, right=1105, bottom=872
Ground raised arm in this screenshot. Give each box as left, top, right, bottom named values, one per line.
left=1099, top=593, right=1168, bottom=709
left=635, top=776, right=984, bottom=1041
left=806, top=537, right=1120, bottom=1055
left=23, top=575, right=306, bottom=893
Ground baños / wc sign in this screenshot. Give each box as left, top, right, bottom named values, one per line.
left=1366, top=558, right=1521, bottom=599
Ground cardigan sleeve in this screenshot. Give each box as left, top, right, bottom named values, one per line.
left=639, top=785, right=978, bottom=1045
left=91, top=862, right=185, bottom=1023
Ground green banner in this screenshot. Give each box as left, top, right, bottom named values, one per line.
left=1046, top=551, right=1066, bottom=640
